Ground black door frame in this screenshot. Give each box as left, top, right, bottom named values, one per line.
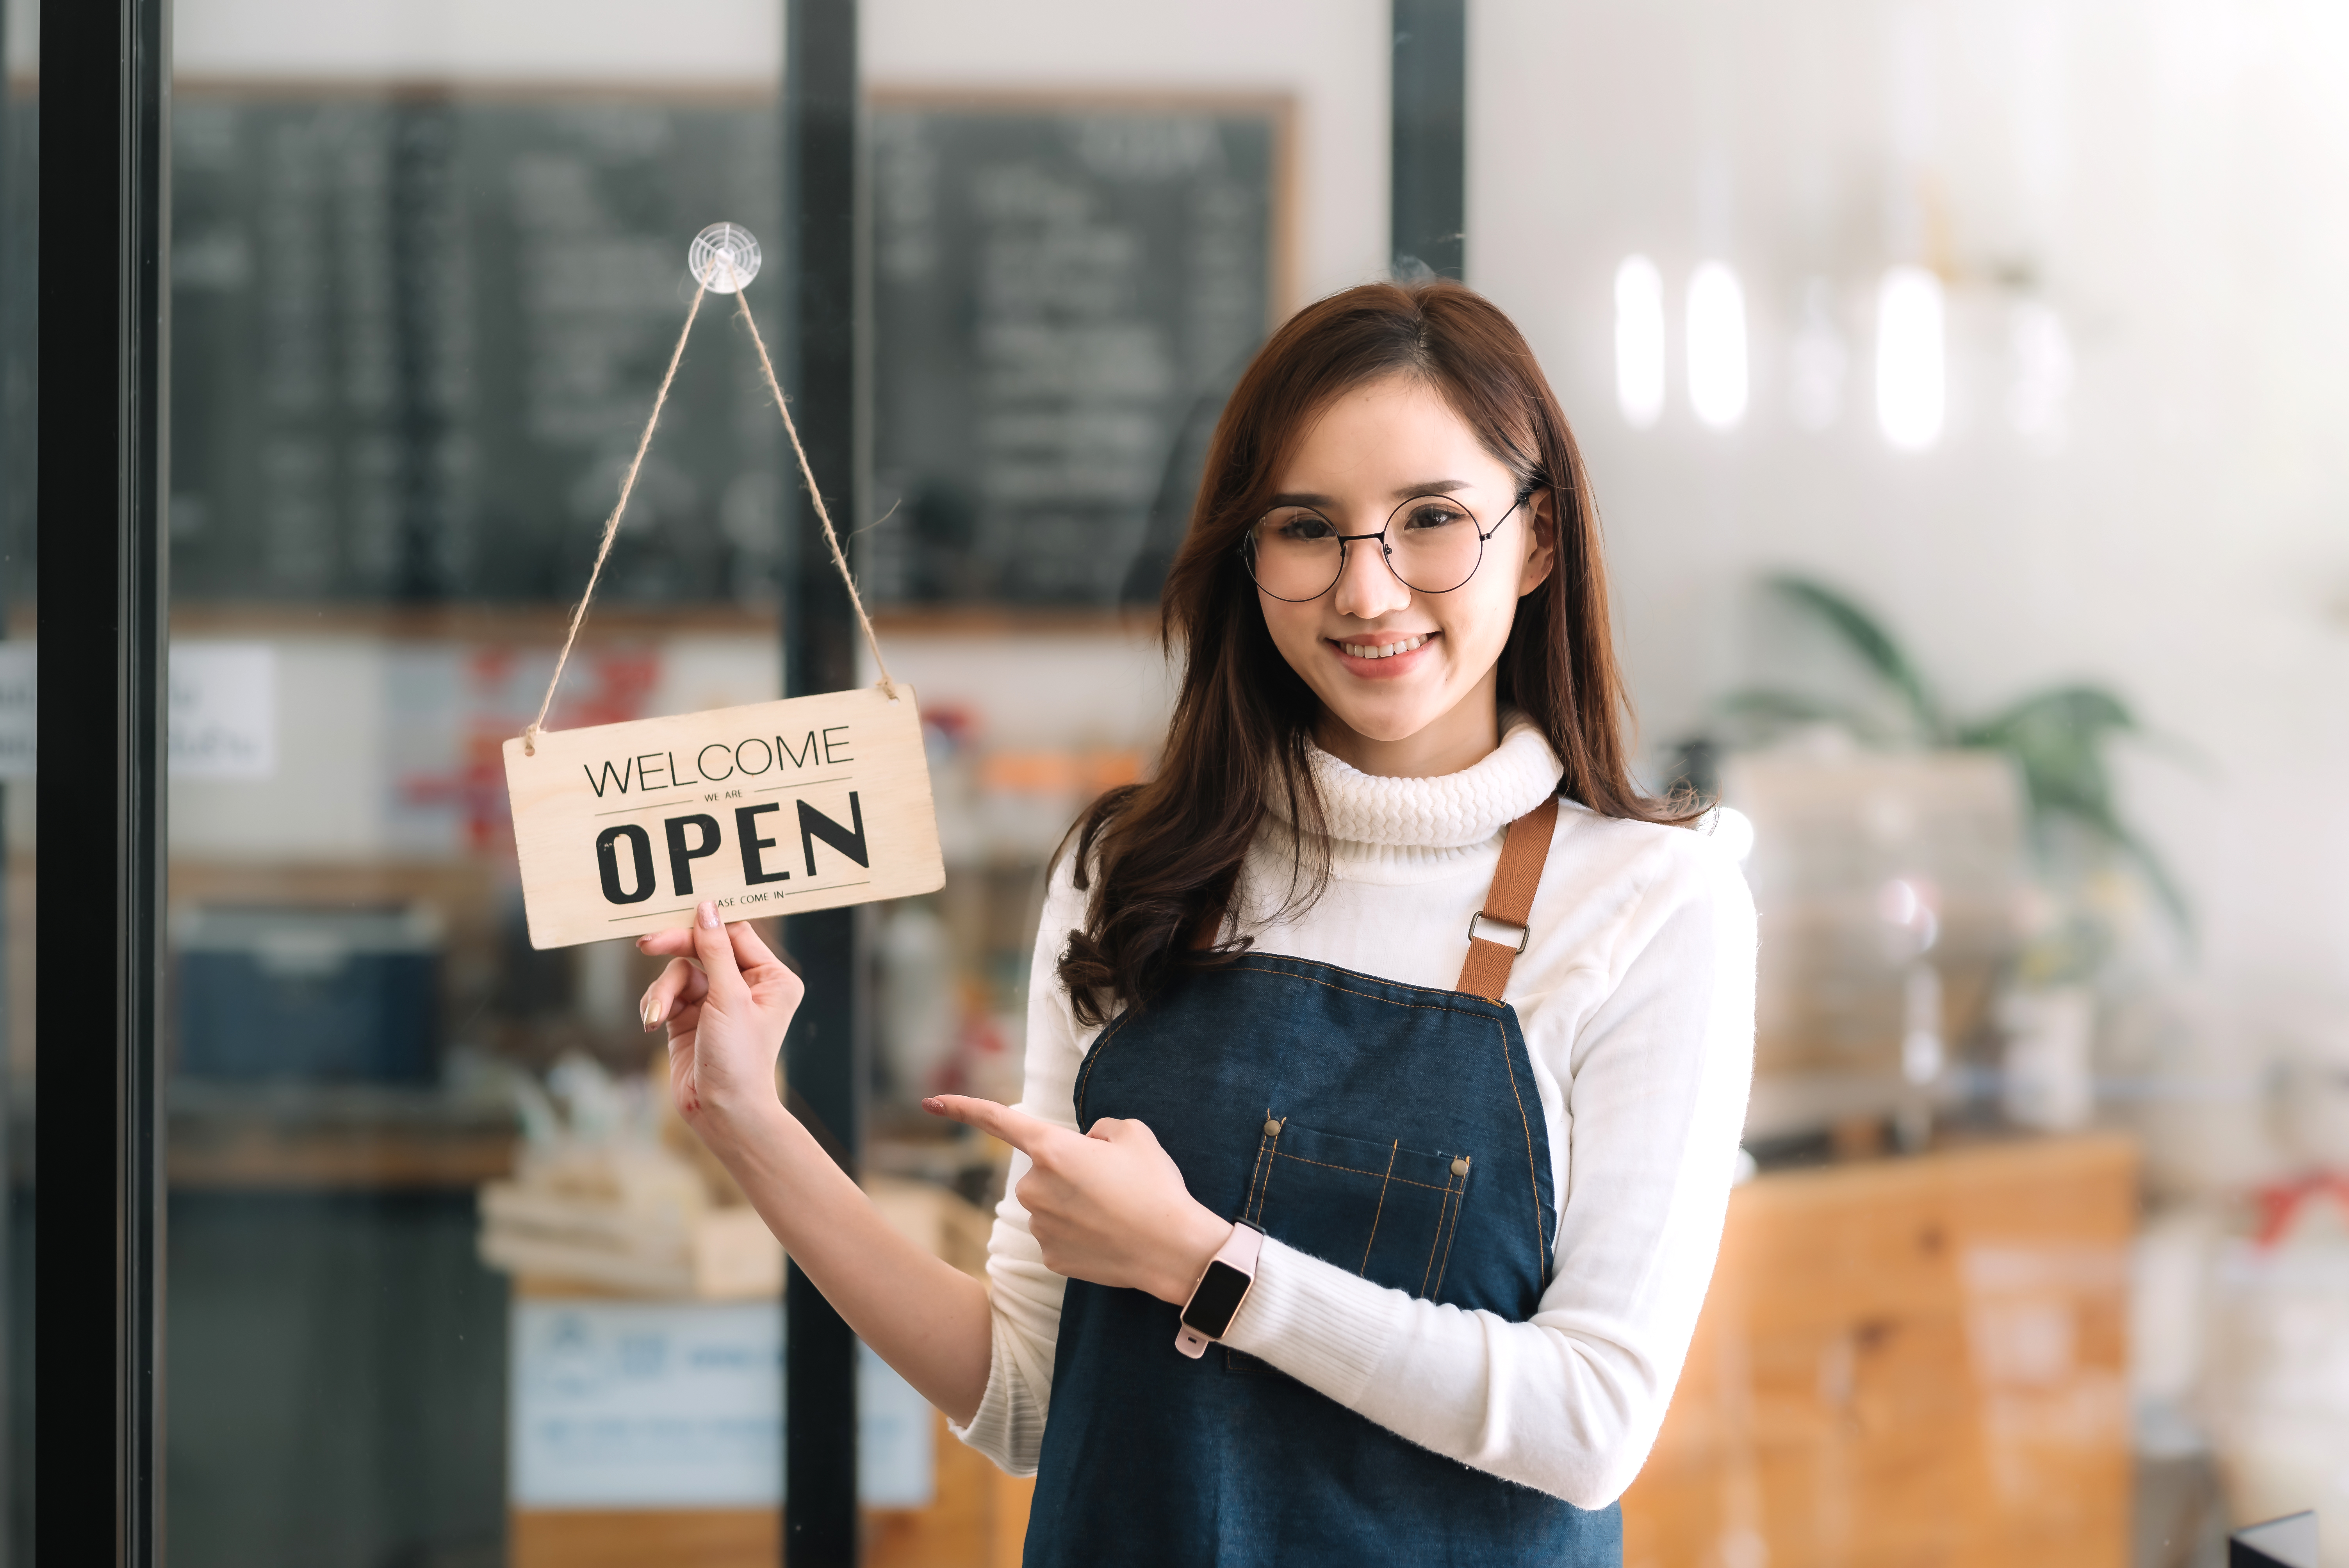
left=779, top=1, right=866, bottom=1562
left=34, top=0, right=173, bottom=1560
left=1392, top=0, right=1467, bottom=279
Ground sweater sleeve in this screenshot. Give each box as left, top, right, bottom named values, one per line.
left=946, top=859, right=1089, bottom=1475
left=1218, top=837, right=1757, bottom=1507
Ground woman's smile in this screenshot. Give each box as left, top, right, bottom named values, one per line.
left=1328, top=630, right=1438, bottom=678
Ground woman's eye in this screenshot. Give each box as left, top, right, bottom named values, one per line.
left=1399, top=503, right=1469, bottom=533
left=1273, top=512, right=1337, bottom=542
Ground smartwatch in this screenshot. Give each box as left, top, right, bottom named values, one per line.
left=1176, top=1221, right=1264, bottom=1359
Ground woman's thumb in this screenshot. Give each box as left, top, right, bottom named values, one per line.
left=690, top=901, right=745, bottom=994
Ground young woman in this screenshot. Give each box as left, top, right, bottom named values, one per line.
left=636, top=280, right=1756, bottom=1566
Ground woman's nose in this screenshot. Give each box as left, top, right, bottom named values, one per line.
left=1331, top=536, right=1413, bottom=620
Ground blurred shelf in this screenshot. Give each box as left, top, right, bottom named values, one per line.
left=163, top=599, right=1169, bottom=641
left=870, top=605, right=1155, bottom=637
left=167, top=1082, right=519, bottom=1191
left=167, top=601, right=781, bottom=640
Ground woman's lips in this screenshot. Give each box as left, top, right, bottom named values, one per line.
left=1328, top=631, right=1437, bottom=678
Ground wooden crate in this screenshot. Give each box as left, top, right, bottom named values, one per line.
left=1622, top=1134, right=2137, bottom=1568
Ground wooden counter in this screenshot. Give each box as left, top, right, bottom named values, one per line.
left=1622, top=1132, right=2138, bottom=1568
left=507, top=1419, right=1034, bottom=1568
left=513, top=1133, right=2135, bottom=1566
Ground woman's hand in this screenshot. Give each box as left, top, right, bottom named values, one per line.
left=925, top=1096, right=1233, bottom=1305
left=636, top=902, right=804, bottom=1147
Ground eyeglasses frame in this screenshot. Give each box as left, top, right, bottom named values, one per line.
left=1244, top=486, right=1537, bottom=603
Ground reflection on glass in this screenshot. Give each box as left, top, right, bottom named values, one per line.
left=1613, top=253, right=1666, bottom=429
left=1874, top=264, right=1945, bottom=451
left=1685, top=259, right=1748, bottom=431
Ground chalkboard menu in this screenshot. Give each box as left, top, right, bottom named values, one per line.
left=169, top=96, right=787, bottom=605
left=161, top=93, right=1283, bottom=609
left=866, top=100, right=1282, bottom=607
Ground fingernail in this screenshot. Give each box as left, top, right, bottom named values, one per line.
left=920, top=1097, right=941, bottom=1114
left=641, top=998, right=660, bottom=1032
left=698, top=901, right=718, bottom=929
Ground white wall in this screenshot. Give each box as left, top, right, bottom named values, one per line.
left=1472, top=0, right=2349, bottom=1005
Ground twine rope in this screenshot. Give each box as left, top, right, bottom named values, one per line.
left=727, top=274, right=899, bottom=702
left=521, top=255, right=896, bottom=756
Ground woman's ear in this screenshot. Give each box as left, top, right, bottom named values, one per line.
left=1515, top=489, right=1558, bottom=597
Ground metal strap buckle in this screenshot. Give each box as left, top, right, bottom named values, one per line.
left=1467, top=912, right=1529, bottom=954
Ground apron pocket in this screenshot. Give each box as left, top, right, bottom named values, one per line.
left=1250, top=1119, right=1470, bottom=1302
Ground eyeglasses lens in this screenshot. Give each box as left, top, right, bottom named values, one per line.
left=1247, top=495, right=1488, bottom=600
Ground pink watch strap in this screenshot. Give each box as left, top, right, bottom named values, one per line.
left=1175, top=1222, right=1264, bottom=1359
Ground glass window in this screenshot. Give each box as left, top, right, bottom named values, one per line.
left=163, top=8, right=798, bottom=1564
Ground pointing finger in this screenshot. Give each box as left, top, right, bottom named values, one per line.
left=921, top=1096, right=1068, bottom=1158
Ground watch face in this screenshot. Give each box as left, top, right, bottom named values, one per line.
left=1181, top=1260, right=1252, bottom=1337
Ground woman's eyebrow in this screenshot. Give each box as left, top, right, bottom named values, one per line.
left=1265, top=480, right=1476, bottom=508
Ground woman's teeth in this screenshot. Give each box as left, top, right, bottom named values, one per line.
left=1339, top=634, right=1428, bottom=659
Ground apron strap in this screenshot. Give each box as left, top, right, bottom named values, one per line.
left=1455, top=795, right=1561, bottom=1002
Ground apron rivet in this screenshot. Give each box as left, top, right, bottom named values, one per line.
left=1264, top=1119, right=1281, bottom=1137
left=1451, top=1157, right=1470, bottom=1177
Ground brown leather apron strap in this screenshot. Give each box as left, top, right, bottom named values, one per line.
left=1455, top=795, right=1561, bottom=1002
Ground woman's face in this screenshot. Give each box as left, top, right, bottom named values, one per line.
left=1255, top=374, right=1553, bottom=777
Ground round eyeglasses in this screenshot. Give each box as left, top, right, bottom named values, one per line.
left=1244, top=490, right=1531, bottom=602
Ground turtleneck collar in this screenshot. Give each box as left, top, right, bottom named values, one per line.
left=1264, top=712, right=1565, bottom=874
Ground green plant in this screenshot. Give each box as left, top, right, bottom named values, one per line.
left=1719, top=572, right=2191, bottom=940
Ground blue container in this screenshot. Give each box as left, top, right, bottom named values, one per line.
left=176, top=906, right=443, bottom=1084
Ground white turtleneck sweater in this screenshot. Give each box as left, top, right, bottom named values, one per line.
left=951, top=719, right=1757, bottom=1510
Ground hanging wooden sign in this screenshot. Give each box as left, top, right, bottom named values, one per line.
left=503, top=686, right=942, bottom=949
left=503, top=223, right=944, bottom=947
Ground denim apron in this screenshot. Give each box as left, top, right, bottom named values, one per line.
left=1025, top=798, right=1621, bottom=1566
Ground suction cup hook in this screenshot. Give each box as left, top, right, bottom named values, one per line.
left=689, top=222, right=763, bottom=293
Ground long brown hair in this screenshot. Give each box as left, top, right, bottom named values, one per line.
left=1057, top=278, right=1695, bottom=1025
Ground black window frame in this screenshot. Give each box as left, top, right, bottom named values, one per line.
left=34, top=0, right=173, bottom=1559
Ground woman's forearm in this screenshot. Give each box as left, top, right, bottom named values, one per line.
left=703, top=1101, right=995, bottom=1425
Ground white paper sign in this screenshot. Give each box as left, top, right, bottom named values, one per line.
left=170, top=642, right=278, bottom=779
left=511, top=1299, right=782, bottom=1508
left=509, top=1300, right=935, bottom=1509
left=0, top=645, right=33, bottom=779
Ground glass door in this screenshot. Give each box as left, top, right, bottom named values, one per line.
left=159, top=5, right=818, bottom=1565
